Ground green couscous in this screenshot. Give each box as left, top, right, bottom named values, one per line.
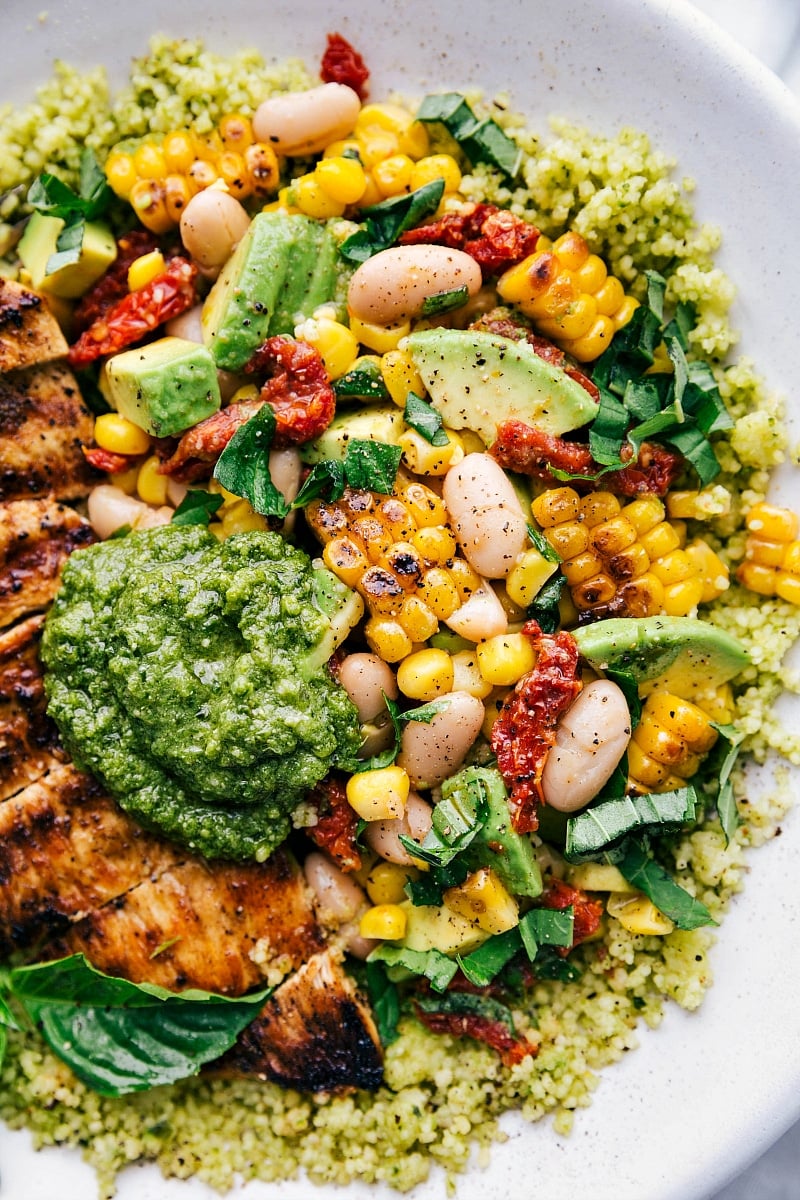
left=0, top=32, right=799, bottom=1200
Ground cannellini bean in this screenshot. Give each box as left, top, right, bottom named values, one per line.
left=445, top=580, right=508, bottom=642
left=364, top=791, right=433, bottom=866
left=134, top=505, right=174, bottom=530
left=396, top=691, right=485, bottom=790
left=268, top=447, right=302, bottom=507
left=179, top=188, right=251, bottom=277
left=253, top=83, right=361, bottom=156
left=166, top=478, right=188, bottom=508
left=339, top=922, right=378, bottom=961
left=165, top=303, right=243, bottom=401
left=303, top=852, right=366, bottom=925
left=348, top=245, right=482, bottom=327
left=358, top=715, right=395, bottom=760
left=443, top=452, right=529, bottom=578
left=87, top=485, right=170, bottom=540
left=541, top=680, right=632, bottom=813
left=338, top=653, right=399, bottom=723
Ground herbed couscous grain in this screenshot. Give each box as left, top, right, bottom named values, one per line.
left=0, top=32, right=798, bottom=1199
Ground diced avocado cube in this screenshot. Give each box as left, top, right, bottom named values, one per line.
left=300, top=402, right=405, bottom=464
left=18, top=213, right=117, bottom=300
left=105, top=337, right=221, bottom=438
left=398, top=900, right=489, bottom=956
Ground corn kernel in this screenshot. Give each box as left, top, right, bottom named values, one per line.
left=531, top=487, right=581, bottom=528
left=323, top=537, right=369, bottom=587
left=564, top=313, right=615, bottom=362
left=372, top=153, right=415, bottom=198
left=745, top=537, right=786, bottom=568
left=593, top=275, right=625, bottom=317
left=784, top=542, right=800, bottom=573
left=164, top=175, right=192, bottom=223
left=544, top=519, right=590, bottom=560
left=136, top=456, right=168, bottom=506
left=736, top=560, right=778, bottom=596
left=606, top=892, right=674, bottom=935
left=358, top=131, right=400, bottom=169
left=612, top=295, right=639, bottom=330
left=589, top=514, right=638, bottom=558
left=412, top=524, right=458, bottom=565
left=553, top=230, right=589, bottom=270
left=129, top=179, right=172, bottom=235
left=645, top=693, right=718, bottom=754
left=323, top=138, right=362, bottom=160
left=365, top=617, right=414, bottom=662
left=398, top=121, right=430, bottom=160
left=402, top=481, right=448, bottom=528
left=409, top=153, right=462, bottom=193
left=397, top=647, right=454, bottom=701
left=94, top=412, right=151, bottom=457
left=366, top=862, right=417, bottom=906
left=293, top=174, right=346, bottom=219
left=347, top=765, right=410, bottom=822
left=298, top=316, right=359, bottom=380
left=561, top=550, right=604, bottom=585
left=350, top=315, right=412, bottom=353
left=572, top=573, right=617, bottom=608
left=220, top=500, right=269, bottom=536
left=105, top=152, right=137, bottom=198
left=397, top=595, right=440, bottom=642
left=580, top=491, right=621, bottom=527
left=776, top=573, right=800, bottom=604
left=133, top=142, right=167, bottom=180
left=505, top=547, right=559, bottom=608
left=640, top=521, right=681, bottom=561
left=573, top=253, right=607, bottom=294
left=315, top=155, right=367, bottom=205
left=537, top=293, right=598, bottom=341
left=451, top=649, right=495, bottom=699
left=662, top=576, right=704, bottom=616
left=618, top=572, right=665, bottom=617
left=218, top=151, right=252, bottom=200
left=685, top=539, right=730, bottom=602
left=446, top=558, right=482, bottom=604
left=127, top=249, right=166, bottom=293
left=627, top=739, right=687, bottom=791
left=399, top=428, right=464, bottom=475
left=745, top=501, right=799, bottom=542
left=380, top=349, right=426, bottom=408
left=623, top=496, right=665, bottom=535
left=114, top=464, right=141, bottom=494
left=444, top=867, right=519, bottom=935
left=356, top=103, right=413, bottom=136
left=418, top=568, right=462, bottom=619
left=359, top=904, right=407, bottom=941
left=566, top=863, right=636, bottom=893
left=477, top=632, right=537, bottom=686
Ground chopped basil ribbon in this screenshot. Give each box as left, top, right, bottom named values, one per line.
left=213, top=405, right=289, bottom=518
left=340, top=180, right=445, bottom=263
left=414, top=990, right=518, bottom=1034
left=617, top=839, right=717, bottom=930
left=707, top=722, right=745, bottom=844
left=367, top=944, right=458, bottom=993
left=404, top=391, right=450, bottom=446
left=565, top=786, right=698, bottom=862
left=292, top=439, right=403, bottom=511
left=527, top=524, right=561, bottom=563
left=333, top=358, right=390, bottom=401
left=420, top=285, right=469, bottom=316
left=525, top=572, right=566, bottom=634
left=416, top=93, right=522, bottom=178
left=27, top=149, right=113, bottom=276
left=171, top=489, right=224, bottom=526
left=362, top=961, right=401, bottom=1046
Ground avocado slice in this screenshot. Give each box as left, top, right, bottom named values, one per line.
left=398, top=899, right=490, bottom=956
left=18, top=212, right=117, bottom=299
left=105, top=336, right=221, bottom=438
left=573, top=616, right=750, bottom=706
left=404, top=328, right=599, bottom=444
left=268, top=219, right=342, bottom=335
left=446, top=767, right=542, bottom=899
left=300, top=402, right=405, bottom=464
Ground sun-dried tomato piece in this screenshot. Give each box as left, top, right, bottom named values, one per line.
left=320, top=32, right=370, bottom=100
left=72, top=230, right=161, bottom=335
left=491, top=620, right=582, bottom=834
left=246, top=335, right=336, bottom=448
left=471, top=309, right=599, bottom=400
left=82, top=445, right=133, bottom=474
left=68, top=257, right=198, bottom=369
left=399, top=203, right=539, bottom=275
left=539, top=878, right=604, bottom=954
left=413, top=1002, right=536, bottom=1067
left=157, top=398, right=264, bottom=481
left=490, top=420, right=683, bottom=497
left=305, top=775, right=362, bottom=873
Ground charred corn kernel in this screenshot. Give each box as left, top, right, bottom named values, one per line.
left=544, top=519, right=590, bottom=560
left=218, top=113, right=253, bottom=151
left=477, top=632, right=537, bottom=686
left=359, top=904, right=407, bottom=941
left=645, top=693, right=719, bottom=753
left=447, top=558, right=482, bottom=603
left=563, top=314, right=615, bottom=362
left=293, top=174, right=346, bottom=219
left=640, top=521, right=681, bottom=561
left=616, top=572, right=665, bottom=617
left=380, top=349, right=426, bottom=408
left=217, top=151, right=251, bottom=200
left=627, top=739, right=687, bottom=792
left=606, top=892, right=674, bottom=936
left=444, top=868, right=519, bottom=935
left=505, top=547, right=559, bottom=607
left=372, top=153, right=415, bottom=197
left=531, top=486, right=581, bottom=528
left=398, top=596, right=441, bottom=642
left=298, top=316, right=359, bottom=380
left=686, top=539, right=730, bottom=602
left=314, top=155, right=367, bottom=204
left=397, top=647, right=454, bottom=701
left=566, top=863, right=636, bottom=893
left=162, top=131, right=196, bottom=172
left=365, top=617, right=414, bottom=662
left=186, top=159, right=218, bottom=193
left=380, top=542, right=424, bottom=590
left=129, top=179, right=172, bottom=234
left=347, top=765, right=410, bottom=822
left=589, top=514, right=638, bottom=557
left=127, top=249, right=166, bottom=292
left=623, top=496, right=665, bottom=535
left=572, top=573, right=617, bottom=609
left=350, top=314, right=411, bottom=353
left=353, top=518, right=395, bottom=563
left=580, top=491, right=620, bottom=527
left=412, top=524, right=458, bottom=565
left=105, top=152, right=137, bottom=198
left=164, top=175, right=192, bottom=222
left=398, top=428, right=464, bottom=475
left=94, top=413, right=151, bottom=457
left=402, top=481, right=448, bottom=528
left=409, top=153, right=462, bottom=193
left=323, top=537, right=369, bottom=587
left=133, top=142, right=167, bottom=180
left=561, top=550, right=604, bottom=585
left=366, top=862, right=416, bottom=906
left=136, top=456, right=168, bottom=506
left=745, top=501, right=799, bottom=542
left=451, top=649, right=495, bottom=699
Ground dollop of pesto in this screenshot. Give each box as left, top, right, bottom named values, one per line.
left=41, top=525, right=361, bottom=861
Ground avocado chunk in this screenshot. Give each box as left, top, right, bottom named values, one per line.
left=460, top=769, right=543, bottom=899
left=404, top=328, right=599, bottom=444
left=300, top=402, right=405, bottom=464
left=398, top=899, right=490, bottom=956
left=573, top=616, right=750, bottom=706
left=202, top=212, right=347, bottom=371
left=18, top=213, right=117, bottom=300
left=105, top=337, right=221, bottom=438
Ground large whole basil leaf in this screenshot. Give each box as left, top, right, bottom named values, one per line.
left=212, top=404, right=289, bottom=518
left=617, top=840, right=716, bottom=931
left=565, top=786, right=697, bottom=862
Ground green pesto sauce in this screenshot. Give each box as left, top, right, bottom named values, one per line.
left=41, top=525, right=361, bottom=861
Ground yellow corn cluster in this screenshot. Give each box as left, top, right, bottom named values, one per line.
left=306, top=480, right=480, bottom=662
left=628, top=691, right=719, bottom=793
left=104, top=114, right=280, bottom=232
left=531, top=487, right=729, bottom=619
left=737, top=501, right=800, bottom=605
left=496, top=230, right=638, bottom=362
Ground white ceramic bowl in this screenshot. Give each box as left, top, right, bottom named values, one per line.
left=1, top=2, right=799, bottom=1199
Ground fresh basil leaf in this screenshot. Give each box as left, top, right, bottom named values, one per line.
left=404, top=391, right=450, bottom=446
left=291, top=459, right=347, bottom=509
left=342, top=438, right=403, bottom=493
left=108, top=523, right=132, bottom=540
left=45, top=216, right=86, bottom=276
left=415, top=990, right=517, bottom=1034
left=340, top=180, right=445, bottom=263
left=663, top=300, right=696, bottom=350
left=621, top=375, right=667, bottom=423
left=617, top=839, right=717, bottom=931
left=645, top=270, right=666, bottom=321
left=531, top=945, right=582, bottom=982
left=405, top=857, right=470, bottom=906
left=526, top=571, right=566, bottom=634
left=416, top=93, right=521, bottom=177
left=420, top=285, right=469, bottom=317
left=457, top=928, right=522, bottom=986
left=664, top=334, right=689, bottom=411
left=589, top=388, right=629, bottom=467
left=604, top=668, right=642, bottom=727
left=519, top=906, right=574, bottom=959
left=364, top=960, right=401, bottom=1046
left=171, top=489, right=224, bottom=526
left=708, top=722, right=745, bottom=844
left=28, top=171, right=84, bottom=217
left=28, top=149, right=111, bottom=220
left=527, top=524, right=561, bottom=563
left=9, top=954, right=272, bottom=1096
left=663, top=422, right=721, bottom=484
left=565, top=787, right=698, bottom=862
left=683, top=361, right=734, bottom=434
left=333, top=358, right=390, bottom=401
left=0, top=991, right=19, bottom=1033
left=78, top=149, right=113, bottom=211
left=353, top=694, right=450, bottom=775
left=417, top=92, right=479, bottom=138
left=213, top=405, right=289, bottom=518
left=367, top=944, right=458, bottom=993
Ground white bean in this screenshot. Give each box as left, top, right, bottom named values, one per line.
left=397, top=691, right=485, bottom=790
left=179, top=189, right=251, bottom=277
left=445, top=580, right=508, bottom=642
left=303, top=852, right=366, bottom=925
left=364, top=792, right=433, bottom=865
left=134, top=505, right=174, bottom=531
left=443, top=452, right=529, bottom=578
left=348, top=245, right=482, bottom=327
left=253, top=83, right=361, bottom=156
left=268, top=447, right=302, bottom=507
left=541, top=680, right=632, bottom=813
left=87, top=485, right=150, bottom=540
left=338, top=653, right=398, bottom=723
left=340, top=922, right=378, bottom=961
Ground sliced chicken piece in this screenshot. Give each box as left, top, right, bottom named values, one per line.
left=0, top=762, right=182, bottom=955
left=221, top=948, right=384, bottom=1093
left=0, top=612, right=66, bottom=802
left=0, top=361, right=97, bottom=501
left=0, top=278, right=68, bottom=373
left=0, top=497, right=95, bottom=629
left=46, top=851, right=325, bottom=995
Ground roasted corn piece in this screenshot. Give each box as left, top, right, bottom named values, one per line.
left=496, top=230, right=638, bottom=362
left=737, top=501, right=800, bottom=605
left=627, top=691, right=718, bottom=793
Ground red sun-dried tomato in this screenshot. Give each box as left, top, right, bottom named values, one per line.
left=72, top=230, right=161, bottom=335
left=491, top=620, right=582, bottom=834
left=413, top=1002, right=536, bottom=1067
left=540, top=878, right=604, bottom=954
left=245, top=335, right=336, bottom=448
left=320, top=32, right=369, bottom=100
left=304, top=775, right=362, bottom=873
left=157, top=398, right=264, bottom=481
left=399, top=203, right=540, bottom=275
left=68, top=257, right=198, bottom=369
left=81, top=445, right=133, bottom=475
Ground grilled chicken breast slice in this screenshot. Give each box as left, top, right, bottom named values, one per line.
left=0, top=360, right=97, bottom=502
left=46, top=852, right=325, bottom=995
left=0, top=763, right=182, bottom=956
left=0, top=498, right=95, bottom=629
left=0, top=613, right=66, bottom=802
left=0, top=279, right=68, bottom=373
left=221, top=948, right=384, bottom=1093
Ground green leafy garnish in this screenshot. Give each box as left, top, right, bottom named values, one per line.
left=456, top=929, right=521, bottom=987
left=527, top=524, right=561, bottom=563
left=367, top=945, right=458, bottom=993
left=565, top=787, right=698, bottom=862
left=291, top=459, right=347, bottom=509
left=293, top=439, right=403, bottom=511
left=405, top=857, right=470, bottom=906
left=414, top=990, right=517, bottom=1034
left=27, top=149, right=113, bottom=276
left=604, top=667, right=642, bottom=727
left=355, top=694, right=451, bottom=774
left=333, top=359, right=391, bottom=401
left=171, top=489, right=224, bottom=527
left=213, top=405, right=289, bottom=518
left=617, top=839, right=716, bottom=930
left=707, top=722, right=745, bottom=844
left=340, top=180, right=445, bottom=263
left=404, top=392, right=450, bottom=446
left=363, top=961, right=401, bottom=1046
left=525, top=572, right=566, bottom=634
left=416, top=93, right=522, bottom=177
left=420, top=285, right=469, bottom=316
